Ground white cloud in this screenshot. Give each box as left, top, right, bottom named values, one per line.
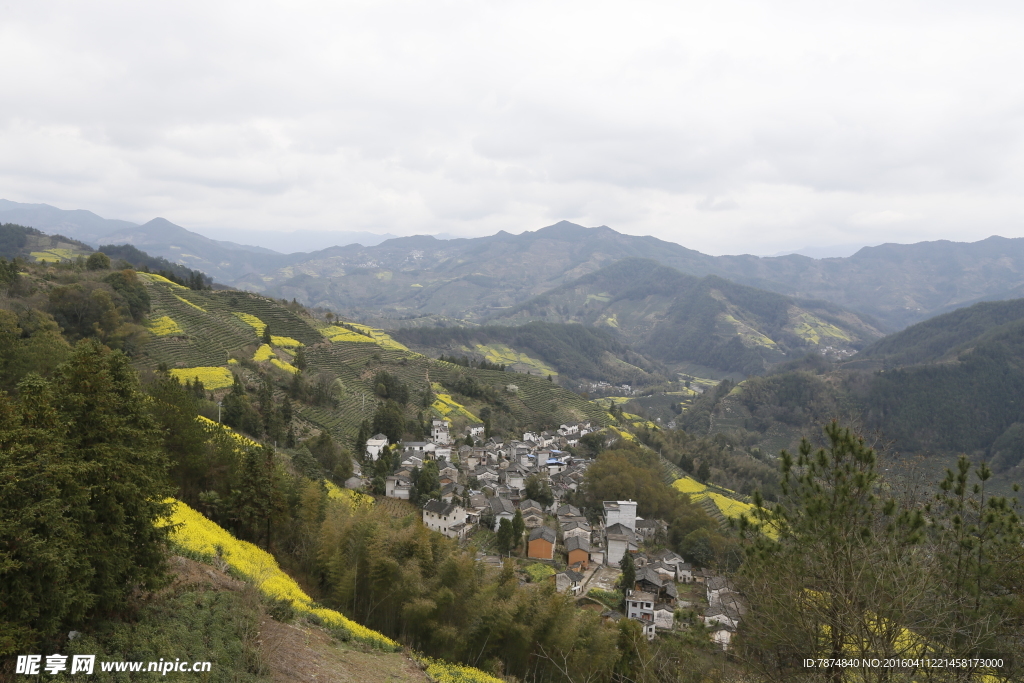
left=2, top=0, right=1024, bottom=254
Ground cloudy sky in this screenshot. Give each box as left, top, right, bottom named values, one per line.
left=2, top=0, right=1023, bottom=255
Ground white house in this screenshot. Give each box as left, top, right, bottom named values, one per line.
left=554, top=569, right=585, bottom=596
left=365, top=433, right=389, bottom=461
left=625, top=590, right=657, bottom=640
left=422, top=500, right=469, bottom=539
left=605, top=523, right=638, bottom=568
left=431, top=418, right=451, bottom=445
left=467, top=423, right=485, bottom=440
left=604, top=501, right=637, bottom=532
left=489, top=496, right=516, bottom=531
left=385, top=474, right=413, bottom=500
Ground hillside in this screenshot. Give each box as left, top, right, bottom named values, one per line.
left=676, top=299, right=1024, bottom=496
left=9, top=201, right=1024, bottom=330
left=391, top=321, right=667, bottom=387
left=490, top=258, right=885, bottom=376
left=135, top=277, right=611, bottom=445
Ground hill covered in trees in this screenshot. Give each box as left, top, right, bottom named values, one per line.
left=489, top=258, right=884, bottom=376
left=392, top=320, right=667, bottom=386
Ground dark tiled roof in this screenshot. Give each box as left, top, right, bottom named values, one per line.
left=565, top=536, right=590, bottom=553
left=423, top=499, right=457, bottom=516
left=529, top=526, right=556, bottom=544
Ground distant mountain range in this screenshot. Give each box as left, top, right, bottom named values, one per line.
left=6, top=200, right=1024, bottom=331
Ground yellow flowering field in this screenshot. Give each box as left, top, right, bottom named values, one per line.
left=233, top=312, right=266, bottom=334
left=147, top=315, right=183, bottom=336
left=174, top=294, right=207, bottom=311
left=228, top=358, right=239, bottom=365
left=169, top=366, right=234, bottom=389
left=270, top=358, right=299, bottom=374
left=163, top=500, right=399, bottom=650
left=430, top=383, right=479, bottom=422
left=347, top=323, right=409, bottom=351
left=138, top=272, right=188, bottom=289
left=197, top=416, right=260, bottom=448
left=31, top=248, right=80, bottom=262
left=607, top=426, right=637, bottom=443
left=672, top=477, right=707, bottom=495
left=253, top=344, right=275, bottom=361
left=324, top=481, right=374, bottom=510
left=271, top=335, right=303, bottom=348
left=321, top=325, right=377, bottom=344
left=417, top=656, right=503, bottom=683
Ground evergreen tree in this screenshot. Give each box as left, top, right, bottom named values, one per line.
left=496, top=518, right=514, bottom=555
left=262, top=323, right=272, bottom=346
left=511, top=509, right=526, bottom=551
left=619, top=551, right=636, bottom=592
left=294, top=347, right=307, bottom=371
left=738, top=422, right=928, bottom=679
left=51, top=340, right=173, bottom=613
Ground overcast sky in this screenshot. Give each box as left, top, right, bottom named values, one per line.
left=3, top=0, right=1024, bottom=255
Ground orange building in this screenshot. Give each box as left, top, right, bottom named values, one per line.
left=566, top=535, right=590, bottom=570
left=528, top=526, right=556, bottom=560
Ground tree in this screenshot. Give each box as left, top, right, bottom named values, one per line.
left=51, top=340, right=174, bottom=613
left=262, top=323, right=272, bottom=346
left=737, top=422, right=929, bottom=681
left=524, top=474, right=554, bottom=508
left=496, top=518, right=514, bottom=555
left=85, top=251, right=110, bottom=270
left=511, top=509, right=526, bottom=551
left=294, top=347, right=307, bottom=371
left=371, top=400, right=406, bottom=444
left=619, top=551, right=636, bottom=591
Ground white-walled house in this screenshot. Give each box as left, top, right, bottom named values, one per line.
left=366, top=434, right=389, bottom=461
left=422, top=500, right=469, bottom=539
left=603, top=500, right=637, bottom=532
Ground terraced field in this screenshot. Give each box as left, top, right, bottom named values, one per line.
left=136, top=276, right=611, bottom=447
left=671, top=476, right=757, bottom=528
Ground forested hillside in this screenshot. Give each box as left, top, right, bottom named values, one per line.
left=392, top=321, right=666, bottom=386
left=674, top=299, right=1024, bottom=497
left=491, top=259, right=884, bottom=376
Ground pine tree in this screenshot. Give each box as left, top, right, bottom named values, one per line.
left=262, top=323, right=272, bottom=346
left=619, top=551, right=636, bottom=592
left=512, top=510, right=526, bottom=551
left=738, top=422, right=928, bottom=679
left=50, top=340, right=173, bottom=613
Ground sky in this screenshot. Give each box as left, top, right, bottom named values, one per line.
left=2, top=0, right=1024, bottom=256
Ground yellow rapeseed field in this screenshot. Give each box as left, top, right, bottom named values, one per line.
left=253, top=344, right=275, bottom=361
left=270, top=358, right=299, bottom=374
left=163, top=500, right=399, bottom=650
left=146, top=315, right=183, bottom=336
left=418, top=656, right=503, bottom=683
left=233, top=312, right=267, bottom=334
left=270, top=335, right=303, bottom=348
left=324, top=481, right=374, bottom=510
left=430, top=383, right=479, bottom=422
left=320, top=325, right=377, bottom=344
left=169, top=366, right=234, bottom=389
left=138, top=272, right=188, bottom=289
left=173, top=294, right=206, bottom=311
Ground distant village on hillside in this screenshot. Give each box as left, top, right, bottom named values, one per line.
left=349, top=417, right=745, bottom=648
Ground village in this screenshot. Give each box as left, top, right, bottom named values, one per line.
left=350, top=417, right=745, bottom=649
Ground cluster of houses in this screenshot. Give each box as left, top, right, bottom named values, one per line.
left=369, top=418, right=745, bottom=647
left=379, top=419, right=596, bottom=513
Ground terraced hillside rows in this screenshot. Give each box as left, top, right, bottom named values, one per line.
left=136, top=276, right=611, bottom=448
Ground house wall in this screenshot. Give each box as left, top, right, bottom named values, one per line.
left=528, top=538, right=554, bottom=560
left=568, top=548, right=589, bottom=570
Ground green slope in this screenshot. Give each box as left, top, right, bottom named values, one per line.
left=136, top=278, right=610, bottom=447
left=490, top=258, right=884, bottom=376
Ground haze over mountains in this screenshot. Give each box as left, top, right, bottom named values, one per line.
left=5, top=199, right=1024, bottom=332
